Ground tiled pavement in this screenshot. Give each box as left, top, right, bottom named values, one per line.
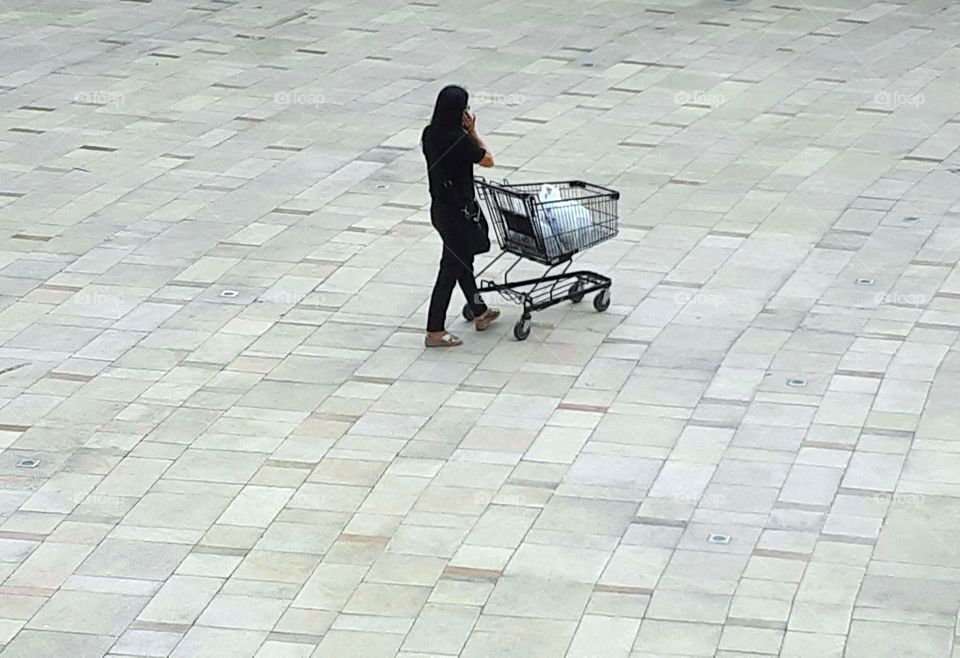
left=1, top=0, right=960, bottom=656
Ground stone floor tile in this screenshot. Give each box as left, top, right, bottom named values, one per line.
left=1, top=2, right=958, bottom=655
left=599, top=545, right=672, bottom=590
left=200, top=525, right=263, bottom=553
left=633, top=620, right=721, bottom=656
left=196, top=594, right=288, bottom=631
left=20, top=473, right=102, bottom=514
left=77, top=539, right=191, bottom=581
left=485, top=576, right=592, bottom=620
left=842, top=452, right=906, bottom=492
left=504, top=543, right=611, bottom=582
left=534, top=496, right=636, bottom=537
left=165, top=449, right=265, bottom=484
left=647, top=462, right=716, bottom=501
left=342, top=583, right=430, bottom=618
left=845, top=620, right=952, bottom=658
left=400, top=603, right=480, bottom=654
left=27, top=590, right=147, bottom=635
left=448, top=544, right=513, bottom=574
left=386, top=523, right=469, bottom=558
left=138, top=575, right=224, bottom=625
left=429, top=579, right=494, bottom=607
left=460, top=616, right=576, bottom=658
left=123, top=492, right=232, bottom=531
left=728, top=594, right=792, bottom=625
left=0, top=630, right=115, bottom=658
left=566, top=614, right=640, bottom=658
left=718, top=625, right=784, bottom=654
left=796, top=563, right=865, bottom=606
left=778, top=465, right=843, bottom=507
left=647, top=589, right=731, bottom=624
left=312, top=630, right=403, bottom=657
left=787, top=601, right=853, bottom=635
left=216, top=486, right=295, bottom=527
left=779, top=631, right=845, bottom=657
left=524, top=426, right=592, bottom=464
left=255, top=639, right=315, bottom=657
left=170, top=627, right=267, bottom=658
left=112, top=629, right=184, bottom=657
left=4, top=541, right=93, bottom=589
left=233, top=551, right=322, bottom=586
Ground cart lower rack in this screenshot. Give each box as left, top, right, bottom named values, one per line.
left=469, top=178, right=620, bottom=340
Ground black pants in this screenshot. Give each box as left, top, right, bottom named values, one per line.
left=427, top=205, right=487, bottom=332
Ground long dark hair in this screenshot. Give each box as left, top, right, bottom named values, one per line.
left=429, top=85, right=468, bottom=131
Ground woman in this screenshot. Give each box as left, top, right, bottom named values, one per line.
left=421, top=85, right=500, bottom=347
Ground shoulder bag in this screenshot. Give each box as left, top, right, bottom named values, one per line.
left=442, top=179, right=490, bottom=255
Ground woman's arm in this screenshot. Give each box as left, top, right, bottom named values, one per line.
left=464, top=113, right=495, bottom=168
left=469, top=129, right=495, bottom=167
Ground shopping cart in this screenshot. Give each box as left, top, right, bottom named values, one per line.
left=466, top=177, right=620, bottom=341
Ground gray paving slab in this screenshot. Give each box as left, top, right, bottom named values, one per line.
left=1, top=0, right=960, bottom=656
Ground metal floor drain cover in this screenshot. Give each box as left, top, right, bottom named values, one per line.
left=220, top=290, right=239, bottom=298
left=16, top=458, right=39, bottom=469
left=707, top=533, right=731, bottom=545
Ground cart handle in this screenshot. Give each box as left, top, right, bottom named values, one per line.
left=476, top=176, right=620, bottom=200
left=570, top=180, right=620, bottom=200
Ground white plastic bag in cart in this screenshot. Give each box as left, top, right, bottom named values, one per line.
left=507, top=188, right=562, bottom=258
left=536, top=216, right=565, bottom=259
left=538, top=184, right=595, bottom=252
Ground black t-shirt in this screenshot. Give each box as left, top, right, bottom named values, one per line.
left=422, top=125, right=486, bottom=207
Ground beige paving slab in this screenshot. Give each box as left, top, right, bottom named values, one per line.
left=1, top=1, right=959, bottom=655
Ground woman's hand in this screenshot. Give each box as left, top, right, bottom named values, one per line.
left=462, top=111, right=477, bottom=134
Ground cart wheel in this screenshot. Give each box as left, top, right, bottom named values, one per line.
left=513, top=316, right=531, bottom=341
left=569, top=281, right=584, bottom=304
left=462, top=303, right=475, bottom=322
left=593, top=289, right=611, bottom=312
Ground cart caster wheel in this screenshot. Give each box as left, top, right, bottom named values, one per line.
left=569, top=281, right=584, bottom=304
left=513, top=316, right=531, bottom=341
left=462, top=304, right=475, bottom=322
left=593, top=289, right=610, bottom=312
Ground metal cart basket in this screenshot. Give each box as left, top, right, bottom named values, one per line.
left=467, top=177, right=620, bottom=340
